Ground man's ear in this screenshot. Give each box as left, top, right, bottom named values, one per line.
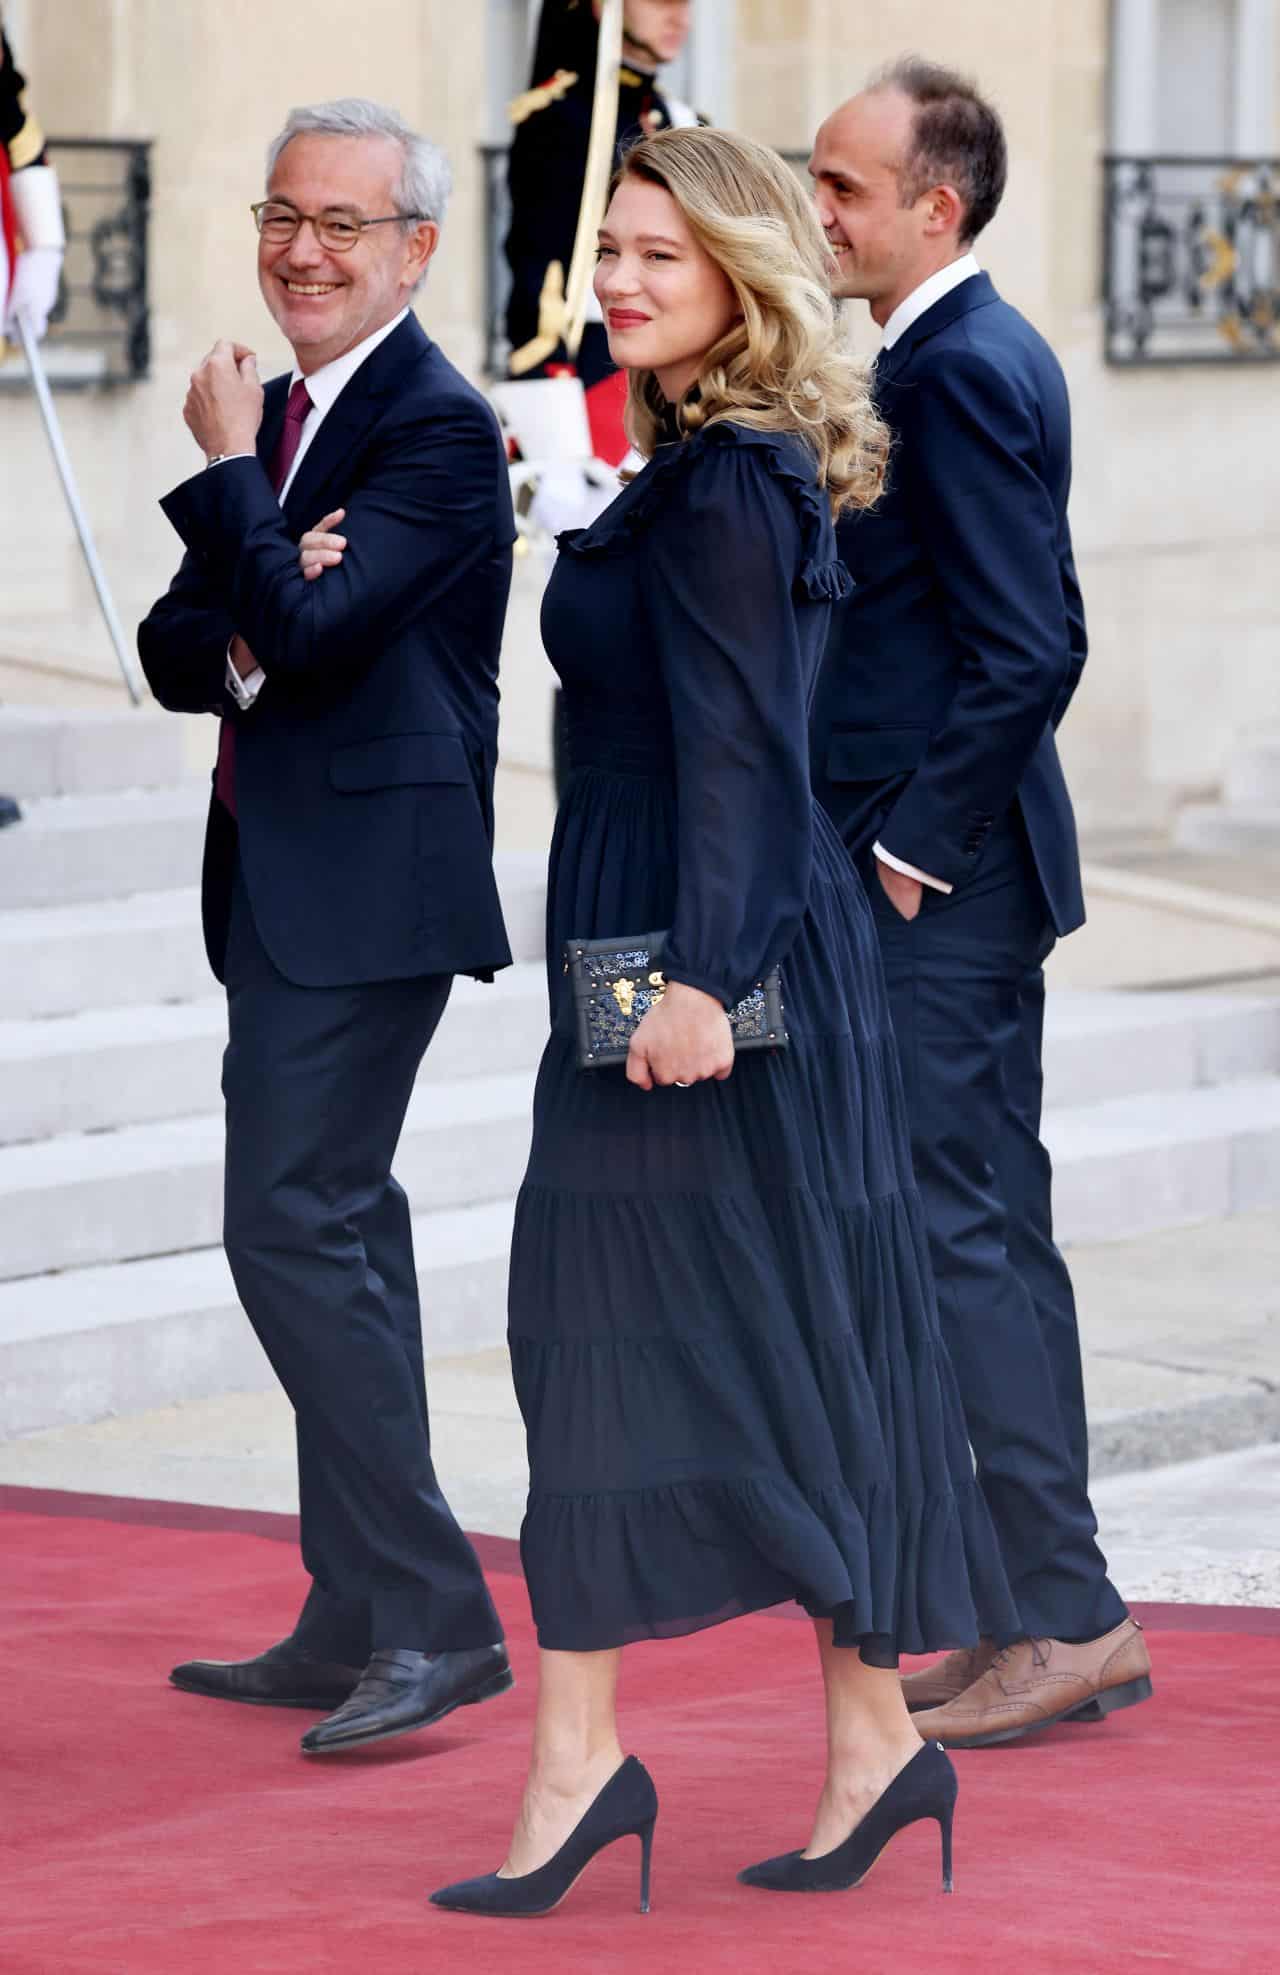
left=921, top=182, right=965, bottom=241
left=404, top=220, right=440, bottom=288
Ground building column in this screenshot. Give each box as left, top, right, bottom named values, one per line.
left=1233, top=0, right=1277, bottom=151
left=1109, top=0, right=1160, bottom=151
left=687, top=0, right=736, bottom=126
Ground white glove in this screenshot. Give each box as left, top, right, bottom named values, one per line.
left=5, top=163, right=66, bottom=342
left=6, top=245, right=63, bottom=341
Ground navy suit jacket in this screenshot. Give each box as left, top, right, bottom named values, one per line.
left=811, top=273, right=1086, bottom=936
left=138, top=315, right=516, bottom=987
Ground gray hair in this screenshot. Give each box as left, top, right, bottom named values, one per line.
left=266, top=96, right=453, bottom=231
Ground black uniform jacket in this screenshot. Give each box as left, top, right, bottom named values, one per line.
left=504, top=64, right=675, bottom=369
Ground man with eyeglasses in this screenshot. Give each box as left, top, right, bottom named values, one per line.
left=138, top=98, right=517, bottom=1760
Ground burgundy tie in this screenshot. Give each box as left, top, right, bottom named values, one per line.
left=215, top=377, right=313, bottom=817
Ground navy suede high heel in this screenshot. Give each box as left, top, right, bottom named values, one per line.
left=429, top=1755, right=658, bottom=1918
left=738, top=1740, right=957, bottom=1894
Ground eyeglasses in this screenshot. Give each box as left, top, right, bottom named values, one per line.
left=250, top=200, right=427, bottom=252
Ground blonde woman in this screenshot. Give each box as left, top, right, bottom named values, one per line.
left=428, top=127, right=1018, bottom=1917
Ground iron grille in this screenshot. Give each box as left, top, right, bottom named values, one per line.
left=38, top=136, right=152, bottom=385
left=1103, top=155, right=1280, bottom=365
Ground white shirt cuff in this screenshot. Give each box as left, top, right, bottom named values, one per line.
left=873, top=842, right=953, bottom=895
left=225, top=644, right=265, bottom=709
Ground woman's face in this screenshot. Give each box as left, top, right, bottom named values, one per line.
left=594, top=177, right=738, bottom=404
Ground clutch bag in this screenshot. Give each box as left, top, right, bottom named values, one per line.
left=565, top=930, right=788, bottom=1070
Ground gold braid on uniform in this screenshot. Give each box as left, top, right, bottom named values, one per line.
left=508, top=69, right=579, bottom=128
left=9, top=94, right=45, bottom=171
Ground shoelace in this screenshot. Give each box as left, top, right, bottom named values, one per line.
left=991, top=1638, right=1051, bottom=1676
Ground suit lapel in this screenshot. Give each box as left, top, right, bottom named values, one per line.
left=875, top=271, right=999, bottom=389
left=257, top=375, right=289, bottom=475
left=282, top=313, right=432, bottom=527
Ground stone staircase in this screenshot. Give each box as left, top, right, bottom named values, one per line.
left=2, top=708, right=1280, bottom=1439
left=0, top=709, right=546, bottom=1436
left=1175, top=727, right=1280, bottom=854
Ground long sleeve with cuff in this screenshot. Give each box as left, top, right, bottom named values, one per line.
left=645, top=443, right=814, bottom=1010
left=154, top=398, right=508, bottom=689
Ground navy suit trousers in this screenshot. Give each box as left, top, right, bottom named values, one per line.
left=221, top=863, right=502, bottom=1660
left=865, top=818, right=1126, bottom=1641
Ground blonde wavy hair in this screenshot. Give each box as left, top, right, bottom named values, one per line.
left=611, top=127, right=887, bottom=516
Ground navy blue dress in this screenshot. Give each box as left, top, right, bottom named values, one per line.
left=508, top=421, right=1018, bottom=1660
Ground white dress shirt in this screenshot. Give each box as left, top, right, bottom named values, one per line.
left=871, top=255, right=982, bottom=898
left=222, top=306, right=412, bottom=707
left=879, top=251, right=980, bottom=351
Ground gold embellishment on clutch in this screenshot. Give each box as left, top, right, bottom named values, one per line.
left=567, top=933, right=788, bottom=1070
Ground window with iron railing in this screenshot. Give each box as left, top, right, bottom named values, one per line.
left=1105, top=0, right=1278, bottom=362
left=1103, top=154, right=1280, bottom=363
left=18, top=137, right=152, bottom=387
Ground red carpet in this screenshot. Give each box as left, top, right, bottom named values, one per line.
left=5, top=1488, right=1277, bottom=1975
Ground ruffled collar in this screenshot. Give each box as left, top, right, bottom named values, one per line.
left=654, top=387, right=700, bottom=447
left=556, top=420, right=854, bottom=604
left=654, top=401, right=683, bottom=447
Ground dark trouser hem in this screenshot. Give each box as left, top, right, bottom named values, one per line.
left=290, top=1579, right=506, bottom=1665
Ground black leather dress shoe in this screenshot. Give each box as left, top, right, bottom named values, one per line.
left=0, top=794, right=21, bottom=829
left=300, top=1643, right=513, bottom=1754
left=170, top=1638, right=363, bottom=1710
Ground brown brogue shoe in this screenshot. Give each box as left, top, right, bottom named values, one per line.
left=900, top=1639, right=1000, bottom=1713
left=912, top=1617, right=1153, bottom=1749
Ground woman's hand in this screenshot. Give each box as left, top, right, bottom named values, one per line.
left=299, top=508, right=347, bottom=581
left=627, top=980, right=734, bottom=1091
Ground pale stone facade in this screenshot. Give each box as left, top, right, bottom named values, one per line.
left=2, top=0, right=1277, bottom=831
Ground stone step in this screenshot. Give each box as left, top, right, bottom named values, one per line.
left=0, top=1198, right=514, bottom=1438
left=1042, top=989, right=1280, bottom=1105
left=0, top=1067, right=535, bottom=1282
left=0, top=852, right=546, bottom=1019
left=1046, top=1074, right=1280, bottom=1244
left=1224, top=731, right=1280, bottom=808
left=0, top=963, right=549, bottom=1146
left=1173, top=801, right=1280, bottom=855
left=0, top=887, right=207, bottom=1020
left=0, top=707, right=198, bottom=801
left=0, top=783, right=550, bottom=946
left=6, top=1072, right=1280, bottom=1436
left=0, top=786, right=209, bottom=908
left=3, top=963, right=1272, bottom=1144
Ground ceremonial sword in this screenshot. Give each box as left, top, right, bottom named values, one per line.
left=508, top=0, right=625, bottom=375
left=13, top=307, right=143, bottom=704
left=561, top=0, right=624, bottom=361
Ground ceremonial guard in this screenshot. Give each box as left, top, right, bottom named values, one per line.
left=504, top=4, right=699, bottom=791
left=505, top=1, right=699, bottom=401
left=1, top=10, right=66, bottom=830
